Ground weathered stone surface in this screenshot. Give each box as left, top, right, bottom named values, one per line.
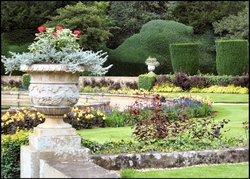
left=91, top=147, right=249, bottom=170
left=29, top=133, right=81, bottom=151
left=21, top=146, right=55, bottom=178
left=40, top=159, right=120, bottom=178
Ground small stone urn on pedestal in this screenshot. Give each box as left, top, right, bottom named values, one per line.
left=145, top=56, right=160, bottom=74
left=20, top=64, right=90, bottom=178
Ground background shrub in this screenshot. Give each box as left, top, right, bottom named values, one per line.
left=105, top=110, right=133, bottom=127
left=189, top=75, right=209, bottom=88
left=138, top=74, right=156, bottom=91
left=231, top=76, right=249, bottom=88
left=22, top=74, right=31, bottom=89
left=1, top=130, right=30, bottom=178
left=107, top=20, right=196, bottom=76
left=170, top=43, right=200, bottom=75
left=215, top=40, right=249, bottom=75
left=173, top=72, right=191, bottom=91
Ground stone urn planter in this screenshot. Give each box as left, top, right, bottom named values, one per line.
left=20, top=64, right=84, bottom=129
left=146, top=63, right=156, bottom=73
left=145, top=57, right=160, bottom=74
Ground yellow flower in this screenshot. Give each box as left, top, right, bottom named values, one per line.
left=85, top=114, right=94, bottom=120
left=78, top=112, right=83, bottom=118
left=1, top=112, right=10, bottom=121
left=97, top=110, right=103, bottom=116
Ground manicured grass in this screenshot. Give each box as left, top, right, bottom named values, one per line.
left=77, top=127, right=134, bottom=143
left=161, top=93, right=249, bottom=103
left=78, top=105, right=248, bottom=142
left=213, top=105, right=249, bottom=139
left=120, top=162, right=249, bottom=178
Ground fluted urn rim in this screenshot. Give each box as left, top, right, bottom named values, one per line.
left=20, top=64, right=85, bottom=72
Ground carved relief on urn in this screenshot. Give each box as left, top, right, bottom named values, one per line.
left=20, top=64, right=84, bottom=128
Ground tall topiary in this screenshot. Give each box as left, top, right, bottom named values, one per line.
left=215, top=40, right=248, bottom=75
left=108, top=20, right=195, bottom=75
left=170, top=43, right=200, bottom=75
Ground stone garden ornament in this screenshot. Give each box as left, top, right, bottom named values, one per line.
left=1, top=25, right=112, bottom=128
left=145, top=56, right=160, bottom=74
left=1, top=26, right=112, bottom=177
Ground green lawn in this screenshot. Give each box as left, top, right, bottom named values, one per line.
left=213, top=105, right=249, bottom=138
left=120, top=162, right=249, bottom=178
left=161, top=93, right=249, bottom=103
left=77, top=126, right=134, bottom=143
left=78, top=105, right=248, bottom=142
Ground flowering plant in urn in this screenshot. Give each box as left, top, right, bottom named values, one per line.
left=1, top=25, right=112, bottom=75
left=1, top=26, right=112, bottom=129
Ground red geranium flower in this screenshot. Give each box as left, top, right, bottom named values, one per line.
left=73, top=30, right=81, bottom=35
left=38, top=26, right=46, bottom=33
left=56, top=26, right=63, bottom=30
left=52, top=32, right=57, bottom=37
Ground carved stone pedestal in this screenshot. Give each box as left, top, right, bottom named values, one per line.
left=20, top=64, right=89, bottom=178
left=20, top=126, right=91, bottom=178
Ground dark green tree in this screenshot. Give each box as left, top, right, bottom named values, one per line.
left=167, top=1, right=246, bottom=34
left=1, top=1, right=76, bottom=32
left=45, top=1, right=113, bottom=51
left=213, top=2, right=249, bottom=40
left=107, top=1, right=169, bottom=49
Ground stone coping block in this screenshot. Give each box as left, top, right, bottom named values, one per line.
left=40, top=159, right=120, bottom=178
left=91, top=147, right=248, bottom=170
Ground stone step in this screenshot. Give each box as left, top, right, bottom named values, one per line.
left=40, top=159, right=120, bottom=178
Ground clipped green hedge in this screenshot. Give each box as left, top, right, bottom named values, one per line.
left=138, top=73, right=157, bottom=91
left=1, top=130, right=30, bottom=178
left=216, top=40, right=248, bottom=75
left=22, top=74, right=31, bottom=89
left=170, top=43, right=200, bottom=75
left=108, top=20, right=195, bottom=75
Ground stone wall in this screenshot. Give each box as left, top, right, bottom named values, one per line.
left=91, top=147, right=248, bottom=170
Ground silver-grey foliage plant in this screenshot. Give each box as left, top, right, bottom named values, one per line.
left=1, top=26, right=112, bottom=75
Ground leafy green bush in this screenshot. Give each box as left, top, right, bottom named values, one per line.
left=138, top=73, right=156, bottom=91
left=22, top=74, right=31, bottom=89
left=82, top=135, right=245, bottom=155
left=105, top=110, right=132, bottom=127
left=108, top=20, right=196, bottom=75
left=170, top=43, right=200, bottom=75
left=1, top=130, right=30, bottom=178
left=215, top=40, right=248, bottom=75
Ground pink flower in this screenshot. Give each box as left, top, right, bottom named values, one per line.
left=38, top=26, right=46, bottom=33
left=52, top=32, right=57, bottom=37
left=73, top=30, right=81, bottom=35
left=56, top=26, right=63, bottom=30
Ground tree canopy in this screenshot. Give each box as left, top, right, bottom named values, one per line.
left=45, top=1, right=113, bottom=51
